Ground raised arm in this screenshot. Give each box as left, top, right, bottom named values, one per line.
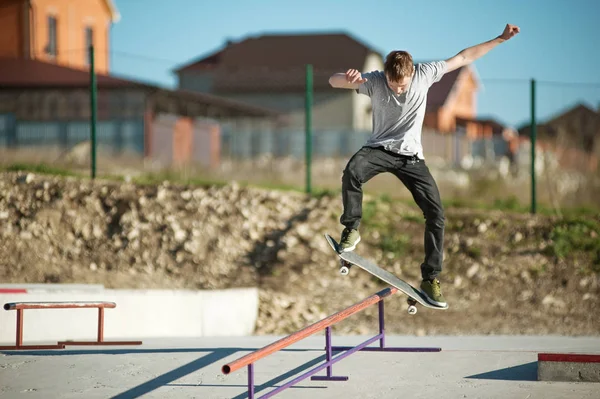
left=445, top=24, right=520, bottom=72
left=329, top=69, right=367, bottom=89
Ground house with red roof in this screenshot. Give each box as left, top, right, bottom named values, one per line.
left=0, top=0, right=279, bottom=168
left=174, top=32, right=502, bottom=139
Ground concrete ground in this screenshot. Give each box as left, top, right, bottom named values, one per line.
left=1, top=335, right=599, bottom=399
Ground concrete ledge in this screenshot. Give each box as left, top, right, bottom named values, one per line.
left=538, top=353, right=600, bottom=382
left=0, top=287, right=258, bottom=344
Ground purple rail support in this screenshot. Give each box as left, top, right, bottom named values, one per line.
left=259, top=333, right=384, bottom=399
left=223, top=287, right=444, bottom=399
left=379, top=300, right=385, bottom=348
left=248, top=363, right=254, bottom=399
left=311, top=327, right=349, bottom=381
left=331, top=298, right=441, bottom=353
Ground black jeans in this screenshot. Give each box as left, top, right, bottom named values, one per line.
left=340, top=146, right=445, bottom=280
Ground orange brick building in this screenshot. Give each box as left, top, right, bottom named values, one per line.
left=0, top=0, right=118, bottom=73
left=0, top=0, right=280, bottom=168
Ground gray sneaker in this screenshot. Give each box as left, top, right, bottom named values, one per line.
left=339, top=228, right=360, bottom=252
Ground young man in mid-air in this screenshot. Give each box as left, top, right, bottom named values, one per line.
left=329, top=24, right=520, bottom=307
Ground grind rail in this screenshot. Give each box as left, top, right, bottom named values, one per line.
left=221, top=287, right=441, bottom=398
left=0, top=301, right=142, bottom=350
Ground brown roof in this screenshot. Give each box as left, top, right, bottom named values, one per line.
left=174, top=32, right=379, bottom=92
left=174, top=33, right=469, bottom=107
left=545, top=103, right=600, bottom=127
left=0, top=58, right=280, bottom=117
left=518, top=103, right=600, bottom=139
left=175, top=32, right=377, bottom=73
left=0, top=57, right=147, bottom=89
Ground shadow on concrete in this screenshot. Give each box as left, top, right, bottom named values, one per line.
left=2, top=347, right=330, bottom=399
left=0, top=347, right=316, bottom=356
left=465, top=361, right=538, bottom=381
left=168, top=354, right=328, bottom=399
left=109, top=349, right=236, bottom=399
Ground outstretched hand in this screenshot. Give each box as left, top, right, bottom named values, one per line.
left=345, top=69, right=367, bottom=84
left=499, top=24, right=520, bottom=41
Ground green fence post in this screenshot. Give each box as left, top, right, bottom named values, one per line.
left=305, top=64, right=313, bottom=195
left=89, top=44, right=97, bottom=179
left=530, top=79, right=536, bottom=214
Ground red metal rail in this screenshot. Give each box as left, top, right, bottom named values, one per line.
left=221, top=286, right=441, bottom=399
left=0, top=301, right=142, bottom=350
left=4, top=301, right=117, bottom=310
left=222, top=287, right=398, bottom=375
left=0, top=289, right=27, bottom=294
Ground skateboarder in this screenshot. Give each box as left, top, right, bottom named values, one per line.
left=328, top=24, right=520, bottom=307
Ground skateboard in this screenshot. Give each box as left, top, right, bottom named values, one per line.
left=325, top=233, right=448, bottom=315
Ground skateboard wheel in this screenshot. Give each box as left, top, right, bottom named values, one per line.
left=339, top=260, right=351, bottom=276
left=407, top=305, right=417, bottom=315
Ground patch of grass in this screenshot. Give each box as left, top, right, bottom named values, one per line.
left=402, top=213, right=424, bottom=224
left=446, top=219, right=466, bottom=232
left=379, top=193, right=393, bottom=204
left=132, top=171, right=227, bottom=188
left=440, top=193, right=599, bottom=218
left=545, top=218, right=600, bottom=266
left=249, top=180, right=301, bottom=192
left=554, top=206, right=600, bottom=219
left=466, top=246, right=482, bottom=260
left=310, top=187, right=340, bottom=199
left=2, top=163, right=80, bottom=177
left=378, top=233, right=411, bottom=257
left=492, top=195, right=526, bottom=212
left=529, top=263, right=547, bottom=278
left=329, top=210, right=338, bottom=221
left=361, top=200, right=379, bottom=226
left=442, top=198, right=469, bottom=209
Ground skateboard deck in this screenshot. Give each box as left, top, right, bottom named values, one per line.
left=325, top=233, right=448, bottom=313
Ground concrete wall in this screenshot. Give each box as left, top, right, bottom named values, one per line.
left=284, top=92, right=354, bottom=130
left=218, top=92, right=354, bottom=131
left=148, top=114, right=222, bottom=168
left=0, top=286, right=258, bottom=344
left=193, top=119, right=221, bottom=168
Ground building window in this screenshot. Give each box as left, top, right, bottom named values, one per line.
left=47, top=16, right=57, bottom=57
left=85, top=26, right=94, bottom=64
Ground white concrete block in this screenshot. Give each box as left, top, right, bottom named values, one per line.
left=0, top=287, right=258, bottom=344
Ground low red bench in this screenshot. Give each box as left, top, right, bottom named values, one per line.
left=0, top=301, right=142, bottom=350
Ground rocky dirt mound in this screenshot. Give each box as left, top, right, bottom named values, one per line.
left=0, top=172, right=598, bottom=336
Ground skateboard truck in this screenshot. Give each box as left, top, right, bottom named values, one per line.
left=339, top=259, right=352, bottom=276
left=339, top=258, right=418, bottom=315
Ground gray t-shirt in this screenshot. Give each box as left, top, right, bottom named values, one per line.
left=357, top=61, right=448, bottom=159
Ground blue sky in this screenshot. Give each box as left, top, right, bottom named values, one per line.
left=110, top=0, right=600, bottom=128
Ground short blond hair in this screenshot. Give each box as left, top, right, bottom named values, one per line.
left=384, top=51, right=414, bottom=81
